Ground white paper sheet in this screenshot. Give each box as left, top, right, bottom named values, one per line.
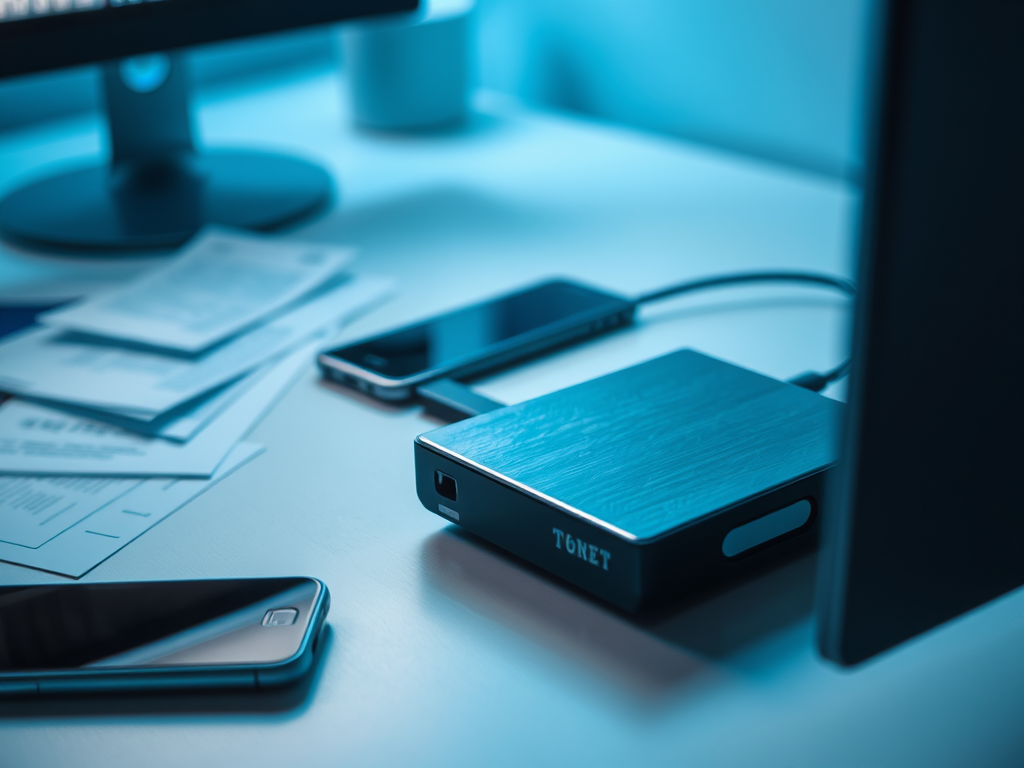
left=0, top=339, right=313, bottom=477
left=27, top=317, right=347, bottom=443
left=0, top=475, right=142, bottom=549
left=0, top=275, right=393, bottom=416
left=0, top=442, right=263, bottom=578
left=33, top=370, right=262, bottom=442
left=39, top=229, right=355, bottom=353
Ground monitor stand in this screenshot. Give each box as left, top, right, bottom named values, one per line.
left=0, top=54, right=332, bottom=252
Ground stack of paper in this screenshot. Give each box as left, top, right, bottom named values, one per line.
left=0, top=228, right=393, bottom=577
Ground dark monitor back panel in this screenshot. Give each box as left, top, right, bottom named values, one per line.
left=0, top=0, right=417, bottom=78
left=818, top=0, right=1024, bottom=666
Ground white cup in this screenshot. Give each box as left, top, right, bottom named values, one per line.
left=342, top=0, right=474, bottom=131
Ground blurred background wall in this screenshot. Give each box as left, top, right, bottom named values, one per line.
left=477, top=0, right=875, bottom=181
left=0, top=0, right=875, bottom=180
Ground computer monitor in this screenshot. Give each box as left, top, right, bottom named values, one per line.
left=0, top=0, right=417, bottom=251
left=817, top=0, right=1024, bottom=666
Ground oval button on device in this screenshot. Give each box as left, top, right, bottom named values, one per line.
left=263, top=608, right=299, bottom=626
left=722, top=499, right=812, bottom=557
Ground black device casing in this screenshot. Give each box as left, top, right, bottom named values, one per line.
left=415, top=349, right=841, bottom=611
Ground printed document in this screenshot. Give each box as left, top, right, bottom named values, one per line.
left=40, top=371, right=261, bottom=442
left=39, top=228, right=354, bottom=353
left=0, top=275, right=393, bottom=416
left=0, top=340, right=313, bottom=477
left=0, top=475, right=141, bottom=549
left=0, top=443, right=263, bottom=578
left=31, top=324, right=334, bottom=442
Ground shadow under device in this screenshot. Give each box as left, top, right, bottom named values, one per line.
left=0, top=0, right=417, bottom=252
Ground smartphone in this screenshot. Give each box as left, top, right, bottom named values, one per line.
left=318, top=279, right=636, bottom=401
left=0, top=577, right=329, bottom=696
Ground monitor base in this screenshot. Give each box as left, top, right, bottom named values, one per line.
left=0, top=53, right=332, bottom=254
left=0, top=150, right=332, bottom=252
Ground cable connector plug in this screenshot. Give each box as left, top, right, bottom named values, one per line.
left=417, top=378, right=505, bottom=422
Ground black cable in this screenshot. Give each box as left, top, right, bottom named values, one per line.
left=634, top=270, right=856, bottom=305
left=633, top=271, right=855, bottom=393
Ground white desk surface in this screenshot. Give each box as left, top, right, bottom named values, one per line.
left=1, top=67, right=1022, bottom=768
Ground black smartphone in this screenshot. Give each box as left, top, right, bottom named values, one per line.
left=0, top=577, right=329, bottom=696
left=318, top=279, right=636, bottom=401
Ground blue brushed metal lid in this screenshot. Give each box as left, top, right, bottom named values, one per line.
left=417, top=349, right=841, bottom=542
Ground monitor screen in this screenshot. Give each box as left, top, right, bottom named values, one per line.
left=0, top=0, right=417, bottom=77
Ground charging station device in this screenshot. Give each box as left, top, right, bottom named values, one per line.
left=414, top=349, right=842, bottom=611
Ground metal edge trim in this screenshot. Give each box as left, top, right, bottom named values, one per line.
left=418, top=435, right=837, bottom=545
left=416, top=434, right=640, bottom=542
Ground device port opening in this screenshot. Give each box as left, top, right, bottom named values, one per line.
left=434, top=470, right=458, bottom=502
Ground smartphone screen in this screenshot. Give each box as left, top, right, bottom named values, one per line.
left=0, top=578, right=324, bottom=675
left=323, top=280, right=632, bottom=382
